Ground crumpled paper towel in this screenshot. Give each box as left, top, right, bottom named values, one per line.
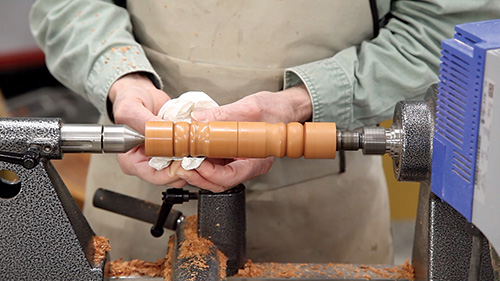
left=148, top=91, right=219, bottom=171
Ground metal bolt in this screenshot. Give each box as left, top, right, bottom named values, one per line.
left=23, top=158, right=36, bottom=169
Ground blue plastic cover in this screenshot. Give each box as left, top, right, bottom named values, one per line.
left=432, top=19, right=500, bottom=221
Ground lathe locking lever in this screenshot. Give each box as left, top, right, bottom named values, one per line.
left=151, top=188, right=198, bottom=237
left=0, top=145, right=42, bottom=169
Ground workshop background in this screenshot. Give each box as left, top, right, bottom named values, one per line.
left=0, top=1, right=418, bottom=265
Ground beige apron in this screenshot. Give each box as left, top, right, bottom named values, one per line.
left=83, top=0, right=393, bottom=264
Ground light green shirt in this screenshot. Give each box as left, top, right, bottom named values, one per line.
left=30, top=0, right=500, bottom=130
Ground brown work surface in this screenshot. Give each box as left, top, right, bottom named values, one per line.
left=234, top=260, right=414, bottom=280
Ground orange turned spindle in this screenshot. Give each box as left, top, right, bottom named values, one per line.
left=144, top=121, right=174, bottom=157
left=144, top=121, right=337, bottom=159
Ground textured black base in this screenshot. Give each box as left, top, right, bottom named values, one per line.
left=0, top=161, right=105, bottom=280
left=412, top=182, right=494, bottom=281
left=199, top=185, right=246, bottom=276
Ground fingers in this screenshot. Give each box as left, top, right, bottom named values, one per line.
left=117, top=149, right=187, bottom=186
left=110, top=76, right=170, bottom=133
left=191, top=96, right=262, bottom=122
left=175, top=157, right=274, bottom=192
left=116, top=102, right=161, bottom=134
left=108, top=80, right=179, bottom=186
left=169, top=179, right=188, bottom=188
left=112, top=90, right=168, bottom=134
left=175, top=169, right=228, bottom=193
left=191, top=92, right=295, bottom=123
left=191, top=105, right=233, bottom=122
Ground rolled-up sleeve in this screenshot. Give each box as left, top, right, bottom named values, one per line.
left=285, top=0, right=500, bottom=130
left=30, top=0, right=162, bottom=115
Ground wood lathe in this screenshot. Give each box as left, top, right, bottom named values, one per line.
left=1, top=19, right=500, bottom=281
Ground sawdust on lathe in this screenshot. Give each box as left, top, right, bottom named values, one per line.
left=178, top=215, right=212, bottom=259
left=92, top=236, right=111, bottom=266
left=162, top=236, right=175, bottom=280
left=217, top=249, right=228, bottom=280
left=177, top=215, right=227, bottom=280
left=235, top=259, right=415, bottom=280
left=105, top=215, right=228, bottom=280
left=360, top=259, right=414, bottom=280
left=235, top=260, right=308, bottom=278
left=109, top=258, right=166, bottom=277
left=106, top=237, right=171, bottom=279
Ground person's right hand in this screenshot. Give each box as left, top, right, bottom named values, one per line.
left=108, top=73, right=187, bottom=187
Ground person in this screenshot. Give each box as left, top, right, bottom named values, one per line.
left=30, top=0, right=500, bottom=263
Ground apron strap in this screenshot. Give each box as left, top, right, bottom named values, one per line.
left=369, top=0, right=380, bottom=37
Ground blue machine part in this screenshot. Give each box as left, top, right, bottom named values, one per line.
left=432, top=19, right=500, bottom=221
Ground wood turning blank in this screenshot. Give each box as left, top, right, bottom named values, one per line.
left=145, top=121, right=337, bottom=159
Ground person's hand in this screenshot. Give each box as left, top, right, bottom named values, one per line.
left=108, top=73, right=187, bottom=187
left=174, top=85, right=313, bottom=192
left=191, top=84, right=312, bottom=124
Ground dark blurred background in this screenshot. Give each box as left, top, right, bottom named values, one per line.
left=0, top=1, right=99, bottom=122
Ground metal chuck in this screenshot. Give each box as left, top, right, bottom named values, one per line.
left=60, top=124, right=144, bottom=153
left=337, top=85, right=437, bottom=182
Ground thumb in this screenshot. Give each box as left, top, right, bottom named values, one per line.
left=191, top=107, right=229, bottom=122
left=118, top=107, right=162, bottom=135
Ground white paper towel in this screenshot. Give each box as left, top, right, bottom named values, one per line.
left=148, top=91, right=219, bottom=171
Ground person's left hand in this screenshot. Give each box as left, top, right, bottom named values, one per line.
left=174, top=85, right=313, bottom=192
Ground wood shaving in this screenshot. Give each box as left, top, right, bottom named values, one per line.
left=104, top=215, right=416, bottom=281
left=163, top=236, right=175, bottom=280
left=235, top=260, right=310, bottom=278
left=107, top=216, right=227, bottom=280
left=178, top=216, right=212, bottom=259
left=92, top=236, right=111, bottom=266
left=109, top=258, right=166, bottom=277
left=177, top=216, right=227, bottom=281
left=236, top=259, right=415, bottom=280
left=217, top=250, right=228, bottom=280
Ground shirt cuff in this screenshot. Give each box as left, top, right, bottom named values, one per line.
left=87, top=44, right=163, bottom=115
left=284, top=56, right=354, bottom=130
